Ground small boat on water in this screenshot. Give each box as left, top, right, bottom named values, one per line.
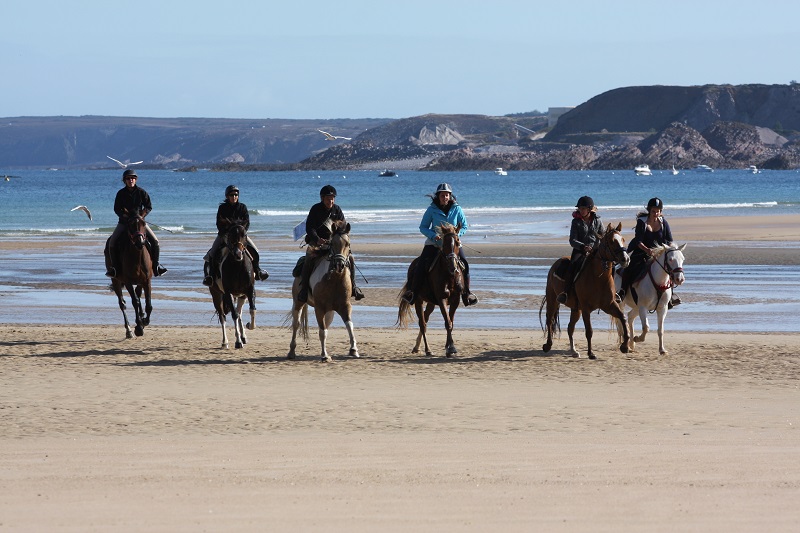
left=749, top=165, right=761, bottom=174
left=634, top=164, right=652, bottom=176
left=672, top=165, right=679, bottom=175
left=694, top=164, right=714, bottom=172
left=379, top=169, right=397, bottom=177
left=494, top=167, right=508, bottom=176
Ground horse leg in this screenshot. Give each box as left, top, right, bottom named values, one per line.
left=413, top=301, right=432, bottom=356
left=235, top=296, right=247, bottom=347
left=114, top=284, right=133, bottom=339
left=141, top=282, right=152, bottom=327
left=287, top=300, right=304, bottom=359
left=581, top=309, right=596, bottom=360
left=338, top=305, right=359, bottom=358
left=226, top=294, right=244, bottom=349
left=126, top=283, right=144, bottom=337
left=567, top=308, right=581, bottom=357
left=627, top=309, right=638, bottom=352
left=542, top=292, right=559, bottom=352
left=444, top=301, right=458, bottom=357
left=604, top=301, right=630, bottom=355
left=656, top=295, right=669, bottom=355
left=315, top=308, right=332, bottom=362
left=246, top=287, right=256, bottom=330
left=635, top=305, right=650, bottom=343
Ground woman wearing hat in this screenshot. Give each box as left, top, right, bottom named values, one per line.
left=297, top=184, right=364, bottom=303
left=556, top=195, right=605, bottom=304
left=202, top=184, right=269, bottom=286
left=104, top=168, right=168, bottom=278
left=402, top=183, right=478, bottom=306
left=617, top=197, right=680, bottom=307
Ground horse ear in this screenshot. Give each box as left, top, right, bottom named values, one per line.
left=679, top=243, right=687, bottom=251
left=345, top=222, right=351, bottom=234
left=615, top=222, right=622, bottom=232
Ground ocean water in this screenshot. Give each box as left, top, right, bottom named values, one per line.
left=1, top=168, right=799, bottom=332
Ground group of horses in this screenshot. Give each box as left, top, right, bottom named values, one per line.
left=109, top=215, right=686, bottom=360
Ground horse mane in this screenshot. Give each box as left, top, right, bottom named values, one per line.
left=436, top=222, right=458, bottom=235
left=330, top=219, right=349, bottom=235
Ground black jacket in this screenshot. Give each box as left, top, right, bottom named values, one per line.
left=114, top=186, right=152, bottom=223
left=304, top=202, right=345, bottom=245
left=216, top=201, right=250, bottom=235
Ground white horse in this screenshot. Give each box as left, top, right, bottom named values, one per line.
left=615, top=243, right=686, bottom=355
left=287, top=221, right=359, bottom=362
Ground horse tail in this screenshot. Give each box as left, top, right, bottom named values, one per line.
left=396, top=284, right=414, bottom=329
left=299, top=304, right=309, bottom=341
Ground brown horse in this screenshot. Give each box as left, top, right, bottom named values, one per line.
left=209, top=221, right=257, bottom=349
left=397, top=222, right=463, bottom=357
left=288, top=220, right=359, bottom=362
left=540, top=222, right=631, bottom=359
left=110, top=214, right=153, bottom=339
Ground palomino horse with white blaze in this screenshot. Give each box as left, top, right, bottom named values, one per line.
left=209, top=221, right=257, bottom=349
left=288, top=220, right=359, bottom=362
left=397, top=222, right=463, bottom=357
left=110, top=214, right=153, bottom=339
left=614, top=243, right=686, bottom=355
left=540, top=222, right=631, bottom=359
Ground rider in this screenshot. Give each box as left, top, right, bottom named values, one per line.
left=202, top=185, right=270, bottom=286
left=104, top=168, right=168, bottom=278
left=556, top=195, right=605, bottom=304
left=402, top=183, right=478, bottom=306
left=296, top=184, right=365, bottom=303
left=616, top=197, right=681, bottom=307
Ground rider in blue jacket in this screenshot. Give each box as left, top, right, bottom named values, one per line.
left=402, top=183, right=478, bottom=306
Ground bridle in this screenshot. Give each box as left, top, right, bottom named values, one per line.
left=649, top=246, right=684, bottom=290
left=225, top=224, right=247, bottom=261
left=439, top=231, right=462, bottom=276
left=593, top=229, right=629, bottom=269
left=127, top=216, right=147, bottom=249
left=327, top=231, right=351, bottom=274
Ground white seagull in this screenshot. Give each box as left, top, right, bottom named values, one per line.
left=317, top=129, right=352, bottom=141
left=70, top=205, right=93, bottom=221
left=107, top=155, right=144, bottom=168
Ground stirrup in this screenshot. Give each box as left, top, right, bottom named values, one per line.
left=256, top=269, right=270, bottom=281
left=353, top=286, right=365, bottom=300
left=402, top=290, right=414, bottom=304
left=155, top=264, right=168, bottom=277
left=105, top=267, right=117, bottom=278
left=556, top=291, right=567, bottom=304
left=615, top=289, right=625, bottom=303
left=203, top=276, right=213, bottom=287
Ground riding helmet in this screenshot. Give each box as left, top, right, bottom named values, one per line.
left=435, top=183, right=453, bottom=194
left=320, top=184, right=337, bottom=197
left=225, top=184, right=239, bottom=196
left=575, top=195, right=594, bottom=208
left=647, top=197, right=664, bottom=210
left=122, top=168, right=138, bottom=180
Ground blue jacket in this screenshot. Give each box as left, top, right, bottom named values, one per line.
left=419, top=200, right=468, bottom=246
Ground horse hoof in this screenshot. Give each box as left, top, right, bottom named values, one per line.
left=542, top=344, right=551, bottom=353
left=134, top=327, right=144, bottom=337
left=235, top=342, right=243, bottom=349
left=619, top=344, right=629, bottom=354
left=634, top=335, right=645, bottom=342
left=425, top=351, right=433, bottom=357
left=349, top=349, right=360, bottom=358
left=286, top=353, right=296, bottom=360
left=125, top=331, right=133, bottom=339
left=411, top=348, right=419, bottom=354
left=320, top=356, right=333, bottom=363
left=142, top=318, right=150, bottom=326
left=246, top=322, right=254, bottom=330
left=222, top=343, right=229, bottom=349
left=588, top=353, right=597, bottom=360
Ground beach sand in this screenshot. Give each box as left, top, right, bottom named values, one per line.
left=2, top=214, right=799, bottom=531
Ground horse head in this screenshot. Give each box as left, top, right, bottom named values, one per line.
left=327, top=220, right=351, bottom=273
left=126, top=214, right=148, bottom=249
left=654, top=243, right=686, bottom=287
left=224, top=220, right=248, bottom=262
left=596, top=222, right=630, bottom=267
left=437, top=222, right=462, bottom=275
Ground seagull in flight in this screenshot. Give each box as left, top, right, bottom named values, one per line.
left=107, top=155, right=144, bottom=168
left=3, top=175, right=21, bottom=182
left=70, top=205, right=93, bottom=221
left=317, top=129, right=352, bottom=141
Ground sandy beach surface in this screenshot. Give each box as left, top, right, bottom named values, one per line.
left=2, top=214, right=799, bottom=532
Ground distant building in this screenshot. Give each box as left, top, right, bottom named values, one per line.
left=548, top=107, right=575, bottom=128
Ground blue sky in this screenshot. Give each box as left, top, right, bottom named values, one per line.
left=3, top=0, right=798, bottom=119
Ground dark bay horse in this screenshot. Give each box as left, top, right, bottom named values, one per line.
left=209, top=221, right=257, bottom=349
left=110, top=214, right=153, bottom=339
left=397, top=222, right=463, bottom=357
left=288, top=220, right=359, bottom=362
left=540, top=222, right=631, bottom=359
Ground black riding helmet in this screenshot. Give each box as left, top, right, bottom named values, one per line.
left=320, top=184, right=337, bottom=197
left=647, top=197, right=663, bottom=210
left=225, top=184, right=239, bottom=197
left=576, top=196, right=594, bottom=208
left=122, top=168, right=138, bottom=181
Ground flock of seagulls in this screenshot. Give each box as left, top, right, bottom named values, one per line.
left=317, top=129, right=352, bottom=141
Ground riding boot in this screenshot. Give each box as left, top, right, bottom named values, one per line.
left=461, top=275, right=478, bottom=306
left=104, top=244, right=117, bottom=278
left=616, top=268, right=631, bottom=303
left=150, top=241, right=168, bottom=277
left=403, top=257, right=426, bottom=304
left=248, top=246, right=270, bottom=281
left=202, top=261, right=213, bottom=287
left=668, top=293, right=682, bottom=309
left=297, top=254, right=315, bottom=303
left=557, top=262, right=575, bottom=304
left=349, top=256, right=364, bottom=300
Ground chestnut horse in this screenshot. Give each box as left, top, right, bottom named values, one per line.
left=110, top=214, right=153, bottom=339
left=397, top=222, right=463, bottom=357
left=288, top=220, right=359, bottom=362
left=614, top=243, right=686, bottom=355
left=540, top=222, right=631, bottom=359
left=209, top=221, right=257, bottom=349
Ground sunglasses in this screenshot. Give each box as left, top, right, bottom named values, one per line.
left=227, top=193, right=239, bottom=197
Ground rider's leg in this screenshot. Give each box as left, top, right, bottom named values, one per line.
left=349, top=255, right=364, bottom=300
left=246, top=237, right=269, bottom=281
left=203, top=235, right=224, bottom=287
left=297, top=250, right=316, bottom=303
left=105, top=223, right=125, bottom=277
left=557, top=255, right=580, bottom=304
left=403, top=246, right=435, bottom=303
left=459, top=249, right=478, bottom=306
left=145, top=225, right=167, bottom=276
